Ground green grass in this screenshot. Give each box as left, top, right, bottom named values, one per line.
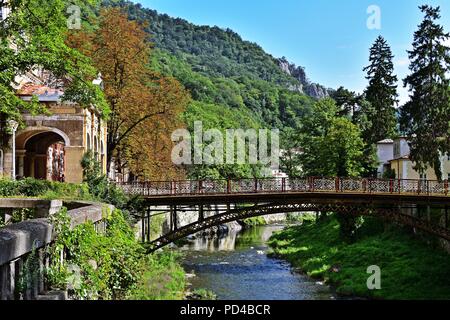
left=268, top=216, right=450, bottom=299
left=128, top=251, right=186, bottom=300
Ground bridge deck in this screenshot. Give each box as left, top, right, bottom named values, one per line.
left=118, top=177, right=450, bottom=206
left=118, top=177, right=450, bottom=251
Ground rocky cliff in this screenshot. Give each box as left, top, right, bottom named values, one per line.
left=277, top=56, right=330, bottom=99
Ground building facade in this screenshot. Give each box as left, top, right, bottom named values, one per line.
left=376, top=137, right=450, bottom=181
left=0, top=83, right=107, bottom=184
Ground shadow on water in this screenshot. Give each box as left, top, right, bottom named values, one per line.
left=180, top=225, right=334, bottom=300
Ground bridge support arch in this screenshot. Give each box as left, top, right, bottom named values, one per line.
left=144, top=201, right=450, bottom=253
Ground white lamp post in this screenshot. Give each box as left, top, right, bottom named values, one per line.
left=8, top=120, right=18, bottom=180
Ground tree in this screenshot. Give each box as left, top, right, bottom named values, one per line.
left=68, top=8, right=190, bottom=178
left=279, top=128, right=302, bottom=178
left=299, top=98, right=367, bottom=177
left=400, top=5, right=450, bottom=180
left=363, top=36, right=399, bottom=145
left=331, top=86, right=360, bottom=118
left=0, top=0, right=107, bottom=143
left=123, top=77, right=189, bottom=180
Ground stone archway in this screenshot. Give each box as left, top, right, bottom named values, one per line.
left=16, top=128, right=70, bottom=181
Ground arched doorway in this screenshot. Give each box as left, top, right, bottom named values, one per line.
left=16, top=129, right=69, bottom=182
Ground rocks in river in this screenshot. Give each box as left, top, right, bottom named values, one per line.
left=256, top=250, right=265, bottom=255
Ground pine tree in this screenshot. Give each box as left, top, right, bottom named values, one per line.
left=363, top=36, right=398, bottom=145
left=400, top=5, right=450, bottom=180
left=331, top=86, right=360, bottom=119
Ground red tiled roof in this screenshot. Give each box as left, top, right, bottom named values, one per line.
left=16, top=83, right=64, bottom=97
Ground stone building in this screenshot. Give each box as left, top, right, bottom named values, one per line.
left=0, top=82, right=107, bottom=184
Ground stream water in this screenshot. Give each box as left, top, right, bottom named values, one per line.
left=180, top=225, right=334, bottom=300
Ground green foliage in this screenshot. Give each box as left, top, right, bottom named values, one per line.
left=81, top=151, right=129, bottom=209
left=46, top=208, right=143, bottom=299
left=107, top=1, right=301, bottom=89
left=269, top=215, right=450, bottom=299
left=335, top=215, right=365, bottom=242
left=279, top=128, right=303, bottom=178
left=382, top=167, right=396, bottom=179
left=286, top=212, right=317, bottom=224
left=331, top=86, right=360, bottom=118
left=187, top=289, right=217, bottom=300
left=17, top=247, right=41, bottom=298
left=149, top=213, right=166, bottom=241
left=128, top=251, right=186, bottom=300
left=0, top=177, right=90, bottom=199
left=241, top=216, right=267, bottom=226
left=10, top=208, right=35, bottom=223
left=298, top=98, right=371, bottom=177
left=400, top=5, right=450, bottom=180
left=150, top=48, right=315, bottom=131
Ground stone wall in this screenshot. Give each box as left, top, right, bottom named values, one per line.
left=0, top=201, right=113, bottom=300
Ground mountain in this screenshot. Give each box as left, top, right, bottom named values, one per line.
left=102, top=0, right=329, bottom=100
left=97, top=0, right=334, bottom=178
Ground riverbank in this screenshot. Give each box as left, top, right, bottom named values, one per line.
left=130, top=251, right=186, bottom=300
left=268, top=215, right=450, bottom=299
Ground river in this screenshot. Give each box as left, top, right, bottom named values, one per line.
left=180, top=225, right=334, bottom=300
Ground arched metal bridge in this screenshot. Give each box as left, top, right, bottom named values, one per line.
left=117, top=177, right=450, bottom=252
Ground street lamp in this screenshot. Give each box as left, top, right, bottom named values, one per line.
left=7, top=120, right=18, bottom=180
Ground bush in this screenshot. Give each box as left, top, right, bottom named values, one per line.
left=47, top=208, right=146, bottom=299
left=46, top=208, right=186, bottom=300
left=0, top=177, right=91, bottom=199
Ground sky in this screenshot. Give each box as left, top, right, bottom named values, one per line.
left=138, top=0, right=450, bottom=104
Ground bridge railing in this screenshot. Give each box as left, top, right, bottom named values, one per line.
left=117, top=177, right=449, bottom=197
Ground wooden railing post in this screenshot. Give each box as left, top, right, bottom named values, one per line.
left=282, top=178, right=286, bottom=192
left=254, top=178, right=258, bottom=193
left=227, top=179, right=231, bottom=194
left=445, top=180, right=449, bottom=196
left=389, top=179, right=393, bottom=193
left=335, top=177, right=340, bottom=192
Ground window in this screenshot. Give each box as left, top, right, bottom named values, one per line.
left=86, top=133, right=91, bottom=150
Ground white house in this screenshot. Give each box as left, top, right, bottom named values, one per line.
left=376, top=137, right=450, bottom=181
